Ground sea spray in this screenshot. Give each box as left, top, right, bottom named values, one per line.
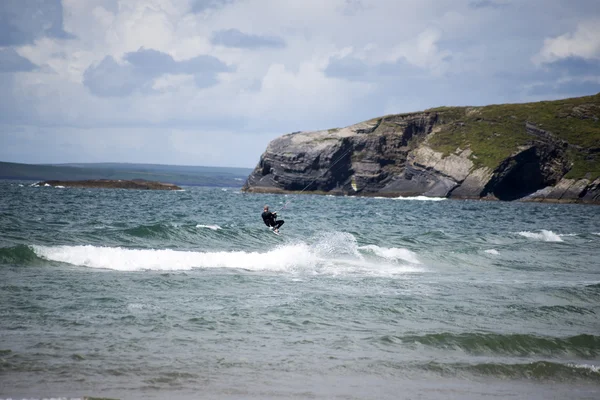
left=29, top=240, right=425, bottom=276
left=518, top=230, right=564, bottom=242
left=196, top=224, right=222, bottom=230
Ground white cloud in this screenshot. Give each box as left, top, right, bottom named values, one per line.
left=534, top=18, right=600, bottom=64
left=385, top=28, right=452, bottom=75
left=152, top=73, right=195, bottom=91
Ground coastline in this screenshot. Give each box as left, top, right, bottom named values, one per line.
left=38, top=179, right=182, bottom=191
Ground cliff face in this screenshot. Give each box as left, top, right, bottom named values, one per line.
left=243, top=93, right=600, bottom=204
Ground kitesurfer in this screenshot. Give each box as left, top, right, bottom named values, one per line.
left=262, top=205, right=284, bottom=233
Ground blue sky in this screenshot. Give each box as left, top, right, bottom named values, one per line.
left=1, top=0, right=599, bottom=168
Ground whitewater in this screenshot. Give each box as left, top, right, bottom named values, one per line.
left=1, top=180, right=599, bottom=399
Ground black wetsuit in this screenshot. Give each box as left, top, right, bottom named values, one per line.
left=262, top=211, right=284, bottom=230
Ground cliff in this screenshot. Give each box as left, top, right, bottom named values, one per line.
left=38, top=179, right=182, bottom=190
left=242, top=93, right=600, bottom=204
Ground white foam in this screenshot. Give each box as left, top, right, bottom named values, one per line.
left=55, top=185, right=65, bottom=189
left=32, top=244, right=315, bottom=272
left=484, top=249, right=500, bottom=255
left=393, top=196, right=447, bottom=201
left=30, top=242, right=423, bottom=276
left=567, top=363, right=600, bottom=373
left=518, top=230, right=563, bottom=242
left=196, top=224, right=222, bottom=230
left=312, top=232, right=363, bottom=258
left=359, top=245, right=421, bottom=264
left=593, top=233, right=600, bottom=236
left=44, top=183, right=50, bottom=187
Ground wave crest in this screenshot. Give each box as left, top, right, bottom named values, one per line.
left=0, top=245, right=40, bottom=265
left=360, top=245, right=420, bottom=264
left=422, top=360, right=600, bottom=381
left=30, top=237, right=424, bottom=275
left=393, top=332, right=600, bottom=358
left=393, top=196, right=447, bottom=201
left=518, top=230, right=563, bottom=242
left=196, top=224, right=222, bottom=230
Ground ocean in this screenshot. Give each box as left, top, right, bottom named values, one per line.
left=1, top=180, right=599, bottom=399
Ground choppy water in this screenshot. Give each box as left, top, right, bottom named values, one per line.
left=1, top=180, right=599, bottom=399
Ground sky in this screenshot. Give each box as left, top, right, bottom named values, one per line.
left=0, top=0, right=599, bottom=168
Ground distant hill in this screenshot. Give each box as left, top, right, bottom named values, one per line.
left=0, top=162, right=253, bottom=187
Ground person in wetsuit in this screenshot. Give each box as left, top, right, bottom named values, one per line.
left=261, top=205, right=284, bottom=233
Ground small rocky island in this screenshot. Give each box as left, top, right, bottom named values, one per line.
left=38, top=179, right=182, bottom=191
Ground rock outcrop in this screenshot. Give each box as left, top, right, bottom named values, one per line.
left=39, top=179, right=182, bottom=191
left=243, top=93, right=600, bottom=204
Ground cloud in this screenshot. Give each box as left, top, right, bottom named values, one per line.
left=83, top=48, right=231, bottom=97
left=324, top=56, right=421, bottom=81
left=324, top=56, right=369, bottom=80
left=529, top=21, right=600, bottom=98
left=339, top=0, right=368, bottom=16
left=210, top=28, right=286, bottom=49
left=468, top=0, right=507, bottom=9
left=534, top=19, right=600, bottom=64
left=123, top=48, right=178, bottom=76
left=0, top=0, right=75, bottom=46
left=0, top=48, right=38, bottom=73
left=190, top=0, right=236, bottom=13
left=82, top=56, right=142, bottom=97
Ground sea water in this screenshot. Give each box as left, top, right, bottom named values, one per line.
left=1, top=180, right=599, bottom=399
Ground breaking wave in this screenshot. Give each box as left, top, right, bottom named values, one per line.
left=27, top=232, right=423, bottom=275
left=393, top=196, right=447, bottom=201
left=359, top=245, right=421, bottom=264
left=518, top=230, right=563, bottom=242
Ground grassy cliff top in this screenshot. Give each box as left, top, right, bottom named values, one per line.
left=420, top=93, right=600, bottom=179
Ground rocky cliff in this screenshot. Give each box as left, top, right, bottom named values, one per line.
left=243, top=93, right=600, bottom=204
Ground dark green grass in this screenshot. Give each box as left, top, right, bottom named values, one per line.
left=425, top=93, right=600, bottom=178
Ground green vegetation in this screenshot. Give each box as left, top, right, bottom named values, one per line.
left=563, top=149, right=600, bottom=179
left=0, top=162, right=253, bottom=187
left=425, top=93, right=600, bottom=178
